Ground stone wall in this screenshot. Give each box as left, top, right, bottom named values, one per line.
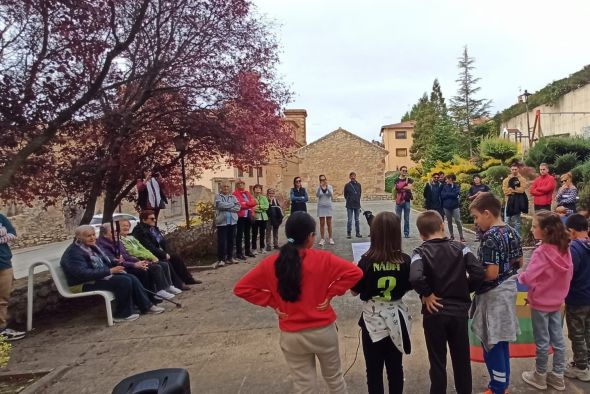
left=298, top=128, right=388, bottom=200
left=7, top=273, right=61, bottom=326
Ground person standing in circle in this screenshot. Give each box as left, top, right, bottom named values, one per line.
left=233, top=180, right=257, bottom=260
left=502, top=163, right=529, bottom=236
left=393, top=166, right=413, bottom=238
left=290, top=176, right=309, bottom=213
left=556, top=172, right=578, bottom=215
left=424, top=172, right=443, bottom=218
left=344, top=172, right=362, bottom=239
left=530, top=163, right=556, bottom=212
left=316, top=175, right=334, bottom=246
left=468, top=175, right=490, bottom=240
left=440, top=174, right=465, bottom=243
left=234, top=212, right=362, bottom=393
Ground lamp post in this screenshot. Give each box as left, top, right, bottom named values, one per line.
left=522, top=89, right=532, bottom=145
left=173, top=133, right=190, bottom=229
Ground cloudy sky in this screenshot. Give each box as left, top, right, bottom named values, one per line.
left=254, top=0, right=590, bottom=143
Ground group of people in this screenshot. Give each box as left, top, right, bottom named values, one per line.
left=214, top=173, right=368, bottom=269
left=234, top=189, right=590, bottom=394
left=60, top=210, right=201, bottom=323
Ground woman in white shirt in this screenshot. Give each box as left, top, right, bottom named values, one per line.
left=316, top=175, right=334, bottom=246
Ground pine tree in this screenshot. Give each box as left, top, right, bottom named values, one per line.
left=408, top=93, right=437, bottom=162
left=430, top=78, right=448, bottom=117
left=449, top=46, right=492, bottom=157
left=423, top=117, right=460, bottom=170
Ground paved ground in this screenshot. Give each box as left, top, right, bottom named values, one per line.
left=5, top=201, right=590, bottom=393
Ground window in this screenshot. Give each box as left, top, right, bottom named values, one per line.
left=238, top=168, right=244, bottom=177
left=248, top=167, right=253, bottom=177
left=396, top=148, right=408, bottom=157
left=395, top=131, right=407, bottom=139
left=257, top=167, right=263, bottom=178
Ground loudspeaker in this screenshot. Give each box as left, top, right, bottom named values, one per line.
left=112, top=368, right=190, bottom=394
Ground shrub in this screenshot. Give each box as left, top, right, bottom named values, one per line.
left=408, top=164, right=423, bottom=179
left=520, top=216, right=535, bottom=247
left=456, top=173, right=473, bottom=185
left=552, top=152, right=579, bottom=175
left=459, top=184, right=473, bottom=224
left=190, top=201, right=215, bottom=227
left=0, top=336, right=11, bottom=368
left=578, top=184, right=590, bottom=210
left=526, top=137, right=590, bottom=169
left=411, top=178, right=426, bottom=208
left=385, top=172, right=400, bottom=193
left=571, top=161, right=590, bottom=184
left=482, top=158, right=502, bottom=170
left=480, top=138, right=518, bottom=164
left=484, top=165, right=509, bottom=184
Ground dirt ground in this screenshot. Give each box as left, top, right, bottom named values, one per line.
left=5, top=201, right=590, bottom=393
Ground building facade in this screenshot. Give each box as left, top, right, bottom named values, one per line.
left=380, top=121, right=416, bottom=172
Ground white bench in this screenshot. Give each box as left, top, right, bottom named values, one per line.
left=27, top=260, right=115, bottom=331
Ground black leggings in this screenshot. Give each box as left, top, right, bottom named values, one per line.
left=251, top=220, right=267, bottom=250
left=83, top=274, right=151, bottom=318
left=361, top=323, right=404, bottom=394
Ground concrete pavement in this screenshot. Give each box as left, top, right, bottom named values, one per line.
left=5, top=201, right=589, bottom=393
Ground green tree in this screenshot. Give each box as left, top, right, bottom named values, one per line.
left=430, top=78, right=448, bottom=117
left=408, top=93, right=437, bottom=162
left=450, top=46, right=492, bottom=157
left=423, top=118, right=460, bottom=170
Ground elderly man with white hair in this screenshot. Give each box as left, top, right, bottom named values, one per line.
left=60, top=225, right=164, bottom=322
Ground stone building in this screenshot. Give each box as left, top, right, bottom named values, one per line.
left=297, top=128, right=388, bottom=200
left=380, top=121, right=416, bottom=172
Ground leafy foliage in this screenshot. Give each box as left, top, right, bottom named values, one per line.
left=0, top=336, right=10, bottom=368
left=384, top=172, right=400, bottom=193
left=571, top=161, right=590, bottom=185
left=578, top=184, right=590, bottom=210
left=423, top=117, right=460, bottom=171
left=480, top=138, right=518, bottom=164
left=525, top=137, right=590, bottom=169
left=552, top=153, right=579, bottom=175
left=483, top=165, right=509, bottom=183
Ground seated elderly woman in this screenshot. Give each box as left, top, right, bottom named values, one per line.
left=118, top=219, right=184, bottom=291
left=132, top=210, right=201, bottom=288
left=60, top=225, right=164, bottom=322
left=96, top=223, right=179, bottom=301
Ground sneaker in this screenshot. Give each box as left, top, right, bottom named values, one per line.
left=329, top=238, right=335, bottom=245
left=522, top=370, right=547, bottom=390
left=250, top=250, right=258, bottom=256
left=565, top=361, right=590, bottom=381
left=356, top=234, right=363, bottom=238
left=113, top=313, right=140, bottom=323
left=167, top=286, right=182, bottom=295
left=546, top=371, right=565, bottom=391
left=347, top=233, right=351, bottom=239
left=0, top=327, right=25, bottom=341
left=460, top=238, right=466, bottom=243
left=155, top=290, right=175, bottom=300
left=265, top=246, right=272, bottom=252
left=449, top=236, right=455, bottom=241
left=404, top=234, right=410, bottom=238
left=259, top=249, right=266, bottom=254
left=213, top=260, right=225, bottom=268
left=318, top=239, right=325, bottom=246
left=273, top=245, right=280, bottom=250
left=237, top=254, right=247, bottom=261
left=246, top=252, right=256, bottom=258
left=147, top=305, right=165, bottom=314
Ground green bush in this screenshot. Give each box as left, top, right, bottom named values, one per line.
left=411, top=178, right=426, bottom=208
left=483, top=165, right=509, bottom=184
left=456, top=173, right=473, bottom=185
left=571, top=161, right=590, bottom=185
left=526, top=137, right=590, bottom=169
left=459, top=184, right=473, bottom=224
left=480, top=138, right=518, bottom=164
left=552, top=152, right=579, bottom=175
left=384, top=171, right=400, bottom=193
left=578, top=184, right=590, bottom=210
left=520, top=216, right=535, bottom=247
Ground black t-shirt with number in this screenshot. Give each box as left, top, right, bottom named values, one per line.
left=351, top=253, right=412, bottom=302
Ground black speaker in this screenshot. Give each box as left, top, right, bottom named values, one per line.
left=112, top=368, right=190, bottom=394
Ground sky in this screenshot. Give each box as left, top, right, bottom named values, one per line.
left=253, top=0, right=590, bottom=143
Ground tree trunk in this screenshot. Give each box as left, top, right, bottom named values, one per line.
left=80, top=193, right=99, bottom=225
left=102, top=187, right=120, bottom=224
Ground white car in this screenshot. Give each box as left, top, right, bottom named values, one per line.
left=90, top=213, right=139, bottom=236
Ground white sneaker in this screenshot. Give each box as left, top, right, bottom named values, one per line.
left=318, top=239, right=325, bottom=246
left=565, top=361, right=590, bottom=381
left=167, top=286, right=182, bottom=295
left=0, top=327, right=25, bottom=341
left=113, top=313, right=140, bottom=323
left=155, top=290, right=175, bottom=300
left=213, top=260, right=225, bottom=268
left=227, top=258, right=237, bottom=264
left=147, top=305, right=165, bottom=314
left=259, top=249, right=266, bottom=254
left=329, top=238, right=335, bottom=245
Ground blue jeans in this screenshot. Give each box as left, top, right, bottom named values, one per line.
left=443, top=208, right=463, bottom=239
left=395, top=202, right=411, bottom=237
left=531, top=308, right=566, bottom=374
left=506, top=214, right=521, bottom=236
left=346, top=208, right=360, bottom=235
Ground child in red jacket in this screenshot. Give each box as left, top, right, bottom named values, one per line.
left=519, top=211, right=573, bottom=391
left=234, top=212, right=362, bottom=393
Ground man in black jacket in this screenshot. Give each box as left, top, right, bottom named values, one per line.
left=423, top=173, right=443, bottom=217
left=343, top=172, right=362, bottom=238
left=410, top=210, right=484, bottom=394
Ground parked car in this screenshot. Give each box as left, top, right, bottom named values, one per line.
left=90, top=213, right=139, bottom=236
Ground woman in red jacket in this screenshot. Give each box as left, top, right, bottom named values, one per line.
left=234, top=212, right=363, bottom=393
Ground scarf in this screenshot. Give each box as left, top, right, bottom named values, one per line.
left=147, top=178, right=161, bottom=208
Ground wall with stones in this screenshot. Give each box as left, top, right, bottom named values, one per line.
left=297, top=128, right=388, bottom=201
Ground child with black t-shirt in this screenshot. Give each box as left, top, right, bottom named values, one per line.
left=351, top=211, right=412, bottom=394
left=410, top=210, right=484, bottom=394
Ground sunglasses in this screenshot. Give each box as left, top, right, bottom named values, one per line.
left=295, top=180, right=301, bottom=183
left=147, top=217, right=156, bottom=221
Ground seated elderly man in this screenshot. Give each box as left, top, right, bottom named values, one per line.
left=60, top=225, right=164, bottom=322
left=117, top=219, right=184, bottom=294
left=96, top=223, right=178, bottom=301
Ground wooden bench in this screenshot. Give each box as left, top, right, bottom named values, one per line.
left=27, top=260, right=115, bottom=331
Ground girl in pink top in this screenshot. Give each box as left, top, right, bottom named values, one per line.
left=519, top=211, right=573, bottom=391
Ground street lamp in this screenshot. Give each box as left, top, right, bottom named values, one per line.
left=522, top=89, right=533, bottom=144
left=173, top=133, right=191, bottom=229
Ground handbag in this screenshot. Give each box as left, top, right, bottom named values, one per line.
left=158, top=199, right=166, bottom=209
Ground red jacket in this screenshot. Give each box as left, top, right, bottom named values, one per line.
left=234, top=249, right=363, bottom=332
left=233, top=189, right=256, bottom=218
left=530, top=175, right=556, bottom=206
